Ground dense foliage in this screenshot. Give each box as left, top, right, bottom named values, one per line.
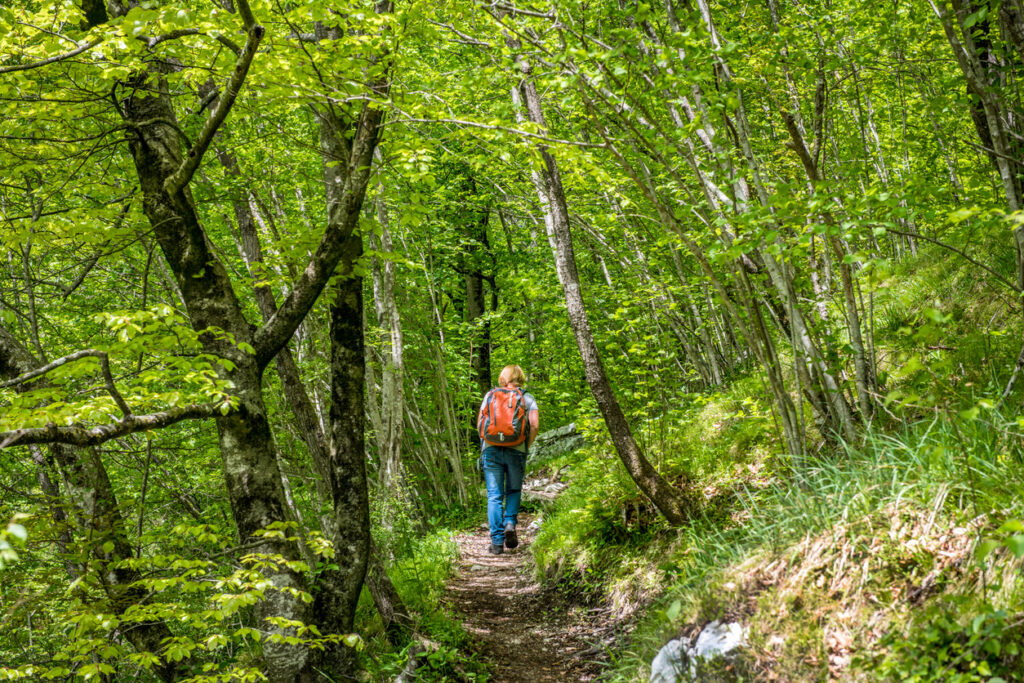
left=2, top=0, right=1024, bottom=680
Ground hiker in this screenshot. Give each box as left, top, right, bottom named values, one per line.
left=477, top=364, right=539, bottom=555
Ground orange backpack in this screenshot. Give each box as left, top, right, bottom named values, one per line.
left=478, top=387, right=528, bottom=447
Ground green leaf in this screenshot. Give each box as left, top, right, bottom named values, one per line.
left=1006, top=534, right=1024, bottom=558
left=341, top=633, right=364, bottom=650
left=963, top=6, right=988, bottom=28
left=996, top=520, right=1024, bottom=534
left=976, top=538, right=999, bottom=560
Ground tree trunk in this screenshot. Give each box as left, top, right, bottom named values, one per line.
left=370, top=189, right=406, bottom=492
left=312, top=232, right=370, bottom=676
left=512, top=63, right=693, bottom=525
left=932, top=0, right=1024, bottom=288
left=365, top=537, right=414, bottom=641
left=235, top=177, right=413, bottom=645
left=0, top=327, right=181, bottom=682
left=465, top=206, right=494, bottom=399
left=122, top=69, right=320, bottom=682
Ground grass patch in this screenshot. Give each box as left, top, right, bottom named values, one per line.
left=600, top=414, right=1024, bottom=681
left=530, top=381, right=783, bottom=618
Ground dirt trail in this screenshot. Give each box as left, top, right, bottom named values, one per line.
left=444, top=514, right=611, bottom=682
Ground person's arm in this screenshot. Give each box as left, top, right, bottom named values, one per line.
left=527, top=409, right=539, bottom=448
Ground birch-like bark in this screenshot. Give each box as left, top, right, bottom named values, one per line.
left=781, top=112, right=874, bottom=420
left=512, top=48, right=693, bottom=524
left=369, top=192, right=406, bottom=492
left=930, top=0, right=1024, bottom=287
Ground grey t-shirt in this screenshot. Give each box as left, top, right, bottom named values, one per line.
left=479, top=389, right=538, bottom=453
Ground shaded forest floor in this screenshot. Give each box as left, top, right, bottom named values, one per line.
left=444, top=512, right=616, bottom=682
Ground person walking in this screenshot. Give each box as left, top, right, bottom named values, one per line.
left=477, top=364, right=539, bottom=555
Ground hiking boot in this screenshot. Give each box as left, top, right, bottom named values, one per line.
left=488, top=543, right=504, bottom=555
left=504, top=523, right=518, bottom=549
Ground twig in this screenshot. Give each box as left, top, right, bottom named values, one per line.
left=1002, top=342, right=1024, bottom=400
left=489, top=1, right=556, bottom=19
left=61, top=196, right=134, bottom=300
left=427, top=20, right=492, bottom=46
left=395, top=116, right=606, bottom=148
left=884, top=226, right=1020, bottom=294
left=0, top=39, right=102, bottom=75
left=0, top=348, right=134, bottom=417
left=139, top=29, right=242, bottom=56
left=0, top=349, right=107, bottom=389
left=961, top=137, right=1022, bottom=164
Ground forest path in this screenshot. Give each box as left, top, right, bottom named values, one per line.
left=445, top=513, right=610, bottom=682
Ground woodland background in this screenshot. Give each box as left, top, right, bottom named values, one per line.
left=2, top=0, right=1024, bottom=680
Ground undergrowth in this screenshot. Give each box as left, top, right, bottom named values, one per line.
left=532, top=392, right=1024, bottom=681
left=524, top=238, right=1024, bottom=681
left=360, top=495, right=488, bottom=681
left=532, top=393, right=1024, bottom=679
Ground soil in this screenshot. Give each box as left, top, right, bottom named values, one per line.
left=444, top=515, right=614, bottom=682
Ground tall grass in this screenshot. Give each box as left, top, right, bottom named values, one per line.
left=602, top=411, right=1024, bottom=680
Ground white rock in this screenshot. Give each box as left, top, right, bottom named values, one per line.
left=649, top=638, right=684, bottom=683
left=689, top=620, right=746, bottom=660
left=650, top=621, right=748, bottom=682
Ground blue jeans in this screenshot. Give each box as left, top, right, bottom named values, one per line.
left=482, top=446, right=526, bottom=546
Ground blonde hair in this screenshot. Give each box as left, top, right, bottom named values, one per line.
left=498, top=364, right=526, bottom=387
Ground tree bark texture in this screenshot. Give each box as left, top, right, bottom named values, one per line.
left=312, top=233, right=370, bottom=676
left=513, top=68, right=693, bottom=526
left=463, top=200, right=493, bottom=399
left=369, top=190, right=407, bottom=492
left=118, top=21, right=387, bottom=674
left=931, top=0, right=1024, bottom=288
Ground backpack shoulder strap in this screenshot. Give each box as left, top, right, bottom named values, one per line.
left=478, top=388, right=495, bottom=425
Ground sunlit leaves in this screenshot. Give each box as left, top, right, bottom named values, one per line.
left=0, top=305, right=237, bottom=433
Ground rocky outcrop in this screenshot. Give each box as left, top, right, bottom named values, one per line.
left=529, top=422, right=583, bottom=462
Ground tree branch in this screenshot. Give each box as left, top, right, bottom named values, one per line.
left=885, top=226, right=1020, bottom=294
left=162, top=23, right=264, bottom=196
left=426, top=20, right=492, bottom=46
left=489, top=1, right=555, bottom=19
left=139, top=29, right=242, bottom=55
left=395, top=115, right=606, bottom=148
left=0, top=39, right=102, bottom=75
left=235, top=0, right=258, bottom=30
left=252, top=104, right=385, bottom=368
left=1, top=348, right=133, bottom=417
left=0, top=404, right=223, bottom=449
left=0, top=349, right=106, bottom=388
